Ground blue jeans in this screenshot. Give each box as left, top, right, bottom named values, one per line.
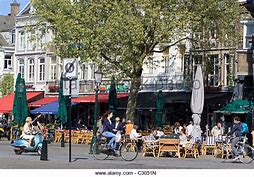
left=102, top=131, right=116, bottom=149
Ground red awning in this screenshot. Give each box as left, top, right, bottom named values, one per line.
left=72, top=94, right=128, bottom=103
left=0, top=91, right=44, bottom=114
left=28, top=97, right=58, bottom=107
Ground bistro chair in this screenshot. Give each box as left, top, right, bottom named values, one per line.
left=141, top=136, right=159, bottom=157
left=202, top=136, right=216, bottom=155
left=54, top=130, right=63, bottom=143
left=183, top=140, right=199, bottom=158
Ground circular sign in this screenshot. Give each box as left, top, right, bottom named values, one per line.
left=65, top=62, right=75, bottom=73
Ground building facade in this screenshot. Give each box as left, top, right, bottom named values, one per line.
left=0, top=2, right=20, bottom=97
left=14, top=2, right=97, bottom=94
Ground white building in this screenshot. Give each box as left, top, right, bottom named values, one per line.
left=14, top=2, right=96, bottom=94
left=0, top=2, right=20, bottom=97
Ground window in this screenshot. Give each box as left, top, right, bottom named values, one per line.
left=207, top=55, right=220, bottom=86
left=38, top=28, right=46, bottom=49
left=81, top=64, right=88, bottom=80
left=4, top=55, right=12, bottom=70
left=19, top=31, right=25, bottom=49
left=18, top=59, right=25, bottom=78
left=39, top=58, right=45, bottom=81
left=28, top=58, right=34, bottom=81
left=27, top=31, right=36, bottom=50
left=11, top=30, right=15, bottom=44
left=224, top=54, right=231, bottom=86
left=50, top=56, right=57, bottom=80
left=165, top=56, right=175, bottom=74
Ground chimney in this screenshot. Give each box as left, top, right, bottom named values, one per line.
left=10, top=0, right=20, bottom=17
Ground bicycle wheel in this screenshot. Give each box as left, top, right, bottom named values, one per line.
left=92, top=143, right=109, bottom=160
left=239, top=144, right=254, bottom=164
left=120, top=142, right=138, bottom=161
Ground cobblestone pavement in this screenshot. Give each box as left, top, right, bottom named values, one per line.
left=0, top=141, right=253, bottom=169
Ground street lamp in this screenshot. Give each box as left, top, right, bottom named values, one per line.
left=89, top=69, right=103, bottom=154
left=17, top=82, right=24, bottom=138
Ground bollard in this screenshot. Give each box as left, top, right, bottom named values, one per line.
left=61, top=132, right=65, bottom=147
left=40, top=139, right=48, bottom=161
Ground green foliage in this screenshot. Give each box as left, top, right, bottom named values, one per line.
left=31, top=0, right=245, bottom=76
left=0, top=74, right=14, bottom=97
left=30, top=0, right=246, bottom=119
left=188, top=0, right=247, bottom=50
left=31, top=0, right=193, bottom=78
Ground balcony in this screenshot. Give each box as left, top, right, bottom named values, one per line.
left=45, top=79, right=130, bottom=95
left=140, top=74, right=192, bottom=92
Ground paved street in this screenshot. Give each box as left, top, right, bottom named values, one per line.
left=0, top=141, right=254, bottom=169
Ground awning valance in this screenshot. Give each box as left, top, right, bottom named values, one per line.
left=0, top=91, right=44, bottom=114
left=30, top=101, right=77, bottom=115
left=214, top=99, right=254, bottom=114
left=72, top=93, right=128, bottom=103
left=28, top=97, right=58, bottom=107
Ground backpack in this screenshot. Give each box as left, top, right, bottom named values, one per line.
left=240, top=123, right=249, bottom=135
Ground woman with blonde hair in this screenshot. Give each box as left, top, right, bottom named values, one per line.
left=21, top=117, right=34, bottom=145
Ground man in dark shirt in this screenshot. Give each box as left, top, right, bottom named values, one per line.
left=227, top=116, right=242, bottom=161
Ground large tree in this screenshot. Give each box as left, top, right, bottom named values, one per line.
left=31, top=0, right=244, bottom=120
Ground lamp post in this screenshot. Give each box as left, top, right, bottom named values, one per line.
left=89, top=69, right=103, bottom=154
left=17, top=82, right=24, bottom=138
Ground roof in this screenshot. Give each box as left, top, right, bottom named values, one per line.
left=28, top=97, right=58, bottom=107
left=0, top=92, right=44, bottom=114
left=17, top=2, right=31, bottom=16
left=0, top=16, right=15, bottom=32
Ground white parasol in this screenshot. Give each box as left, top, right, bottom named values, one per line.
left=190, top=65, right=204, bottom=142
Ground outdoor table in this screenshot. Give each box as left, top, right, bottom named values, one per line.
left=157, top=138, right=181, bottom=158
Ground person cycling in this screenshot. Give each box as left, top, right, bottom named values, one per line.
left=102, top=111, right=116, bottom=149
left=227, top=116, right=242, bottom=161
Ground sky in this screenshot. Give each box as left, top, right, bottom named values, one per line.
left=0, top=0, right=29, bottom=16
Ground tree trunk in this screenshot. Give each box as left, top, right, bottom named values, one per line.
left=125, top=68, right=142, bottom=121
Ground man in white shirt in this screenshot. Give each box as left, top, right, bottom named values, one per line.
left=130, top=125, right=142, bottom=151
left=186, top=121, right=194, bottom=137
left=130, top=125, right=141, bottom=139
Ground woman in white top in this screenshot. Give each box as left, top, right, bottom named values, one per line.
left=22, top=117, right=34, bottom=145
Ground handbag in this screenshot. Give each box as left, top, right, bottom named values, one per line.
left=115, top=131, right=122, bottom=142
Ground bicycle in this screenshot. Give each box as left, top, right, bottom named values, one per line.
left=222, top=135, right=254, bottom=164
left=92, top=135, right=138, bottom=161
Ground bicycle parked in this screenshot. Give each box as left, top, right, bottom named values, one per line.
left=92, top=135, right=138, bottom=161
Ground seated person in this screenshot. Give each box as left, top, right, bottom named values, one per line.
left=211, top=122, right=224, bottom=141
left=179, top=129, right=188, bottom=147
left=173, top=122, right=183, bottom=135
left=21, top=117, right=34, bottom=145
left=130, top=125, right=142, bottom=150
left=125, top=120, right=134, bottom=137
left=156, top=127, right=165, bottom=138
left=130, top=125, right=141, bottom=140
